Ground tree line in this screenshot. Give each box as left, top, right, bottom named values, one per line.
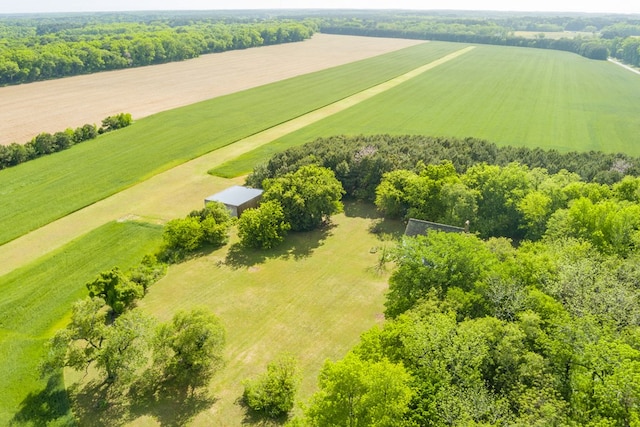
left=247, top=134, right=640, bottom=203
left=0, top=13, right=316, bottom=85
left=0, top=113, right=132, bottom=170
left=316, top=11, right=640, bottom=62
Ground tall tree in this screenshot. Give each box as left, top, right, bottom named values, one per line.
left=306, top=353, right=413, bottom=427
left=262, top=165, right=345, bottom=232
left=243, top=355, right=300, bottom=418
left=153, top=307, right=226, bottom=393
left=86, top=267, right=144, bottom=316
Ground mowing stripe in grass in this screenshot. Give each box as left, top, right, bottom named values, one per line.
left=0, top=45, right=473, bottom=278
left=0, top=221, right=163, bottom=426
left=236, top=44, right=640, bottom=162
left=1, top=41, right=462, bottom=247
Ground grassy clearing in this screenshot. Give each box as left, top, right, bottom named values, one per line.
left=88, top=203, right=403, bottom=426
left=216, top=44, right=640, bottom=178
left=0, top=221, right=163, bottom=426
left=0, top=41, right=468, bottom=247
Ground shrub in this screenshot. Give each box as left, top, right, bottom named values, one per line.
left=243, top=355, right=300, bottom=418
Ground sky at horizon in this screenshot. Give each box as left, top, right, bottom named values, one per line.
left=1, top=0, right=640, bottom=15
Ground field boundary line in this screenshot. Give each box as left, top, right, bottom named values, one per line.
left=0, top=46, right=474, bottom=277
left=608, top=58, right=640, bottom=76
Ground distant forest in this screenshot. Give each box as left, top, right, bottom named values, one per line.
left=315, top=10, right=640, bottom=63
left=0, top=11, right=316, bottom=85
left=1, top=10, right=639, bottom=86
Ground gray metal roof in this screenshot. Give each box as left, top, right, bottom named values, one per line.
left=205, top=186, right=263, bottom=207
left=404, top=218, right=465, bottom=237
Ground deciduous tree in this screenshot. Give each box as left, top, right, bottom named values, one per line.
left=237, top=200, right=290, bottom=249
left=263, top=165, right=344, bottom=232
left=243, top=355, right=300, bottom=418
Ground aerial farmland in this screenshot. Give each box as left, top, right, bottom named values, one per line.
left=2, top=8, right=640, bottom=426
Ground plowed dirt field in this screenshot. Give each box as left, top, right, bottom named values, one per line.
left=0, top=34, right=423, bottom=145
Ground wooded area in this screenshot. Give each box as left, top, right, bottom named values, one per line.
left=316, top=11, right=640, bottom=64
left=0, top=12, right=316, bottom=85
left=247, top=135, right=640, bottom=426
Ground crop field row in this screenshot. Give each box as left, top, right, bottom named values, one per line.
left=0, top=34, right=424, bottom=145
left=216, top=44, right=640, bottom=177
left=0, top=221, right=163, bottom=425
left=0, top=42, right=470, bottom=247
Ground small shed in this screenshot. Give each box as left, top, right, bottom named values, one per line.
left=404, top=218, right=467, bottom=237
left=205, top=186, right=263, bottom=217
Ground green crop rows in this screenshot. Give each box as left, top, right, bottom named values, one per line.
left=216, top=44, right=640, bottom=178
left=0, top=42, right=463, bottom=246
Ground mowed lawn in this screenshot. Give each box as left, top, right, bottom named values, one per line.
left=0, top=221, right=163, bottom=426
left=216, top=44, right=640, bottom=177
left=0, top=42, right=471, bottom=247
left=121, top=205, right=402, bottom=426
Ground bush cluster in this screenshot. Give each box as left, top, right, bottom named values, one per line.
left=247, top=134, right=640, bottom=203
left=0, top=113, right=132, bottom=170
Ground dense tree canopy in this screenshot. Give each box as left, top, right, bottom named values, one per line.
left=237, top=200, right=291, bottom=249
left=300, top=231, right=640, bottom=426
left=247, top=135, right=640, bottom=204
left=262, top=164, right=345, bottom=232
left=0, top=13, right=316, bottom=85
left=251, top=133, right=640, bottom=426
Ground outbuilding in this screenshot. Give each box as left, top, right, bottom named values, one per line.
left=205, top=186, right=263, bottom=217
left=404, top=218, right=468, bottom=237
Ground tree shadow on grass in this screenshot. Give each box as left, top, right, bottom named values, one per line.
left=127, top=375, right=216, bottom=427
left=343, top=200, right=406, bottom=241
left=237, top=396, right=290, bottom=427
left=70, top=376, right=216, bottom=427
left=343, top=199, right=381, bottom=219
left=70, top=380, right=131, bottom=427
left=10, top=374, right=75, bottom=426
left=225, top=224, right=334, bottom=269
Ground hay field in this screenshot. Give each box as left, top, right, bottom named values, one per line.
left=0, top=34, right=423, bottom=145
left=226, top=43, right=640, bottom=171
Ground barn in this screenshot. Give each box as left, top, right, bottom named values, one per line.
left=404, top=218, right=468, bottom=236
left=204, top=186, right=263, bottom=217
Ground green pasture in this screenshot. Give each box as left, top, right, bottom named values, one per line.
left=215, top=44, right=640, bottom=178
left=79, top=204, right=401, bottom=426
left=0, top=221, right=162, bottom=426
left=0, top=42, right=473, bottom=247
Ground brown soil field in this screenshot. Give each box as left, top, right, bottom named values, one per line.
left=0, top=34, right=423, bottom=145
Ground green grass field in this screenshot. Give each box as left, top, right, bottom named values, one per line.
left=5, top=38, right=640, bottom=426
left=93, top=204, right=402, bottom=426
left=213, top=44, right=640, bottom=178
left=0, top=42, right=471, bottom=247
left=0, top=221, right=163, bottom=426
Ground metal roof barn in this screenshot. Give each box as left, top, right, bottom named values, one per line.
left=204, top=186, right=263, bottom=217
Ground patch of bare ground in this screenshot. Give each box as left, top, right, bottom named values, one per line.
left=0, top=34, right=424, bottom=145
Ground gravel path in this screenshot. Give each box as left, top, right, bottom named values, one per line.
left=0, top=46, right=475, bottom=277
